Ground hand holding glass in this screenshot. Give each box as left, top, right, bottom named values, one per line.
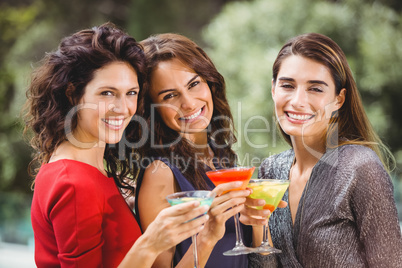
left=206, top=166, right=255, bottom=256
left=247, top=179, right=290, bottom=254
left=166, top=190, right=216, bottom=268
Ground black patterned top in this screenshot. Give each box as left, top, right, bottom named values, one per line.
left=249, top=144, right=402, bottom=268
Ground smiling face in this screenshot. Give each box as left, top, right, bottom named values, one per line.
left=272, top=55, right=345, bottom=145
left=149, top=58, right=213, bottom=137
left=72, top=61, right=139, bottom=146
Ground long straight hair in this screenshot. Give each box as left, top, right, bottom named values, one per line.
left=272, top=33, right=394, bottom=172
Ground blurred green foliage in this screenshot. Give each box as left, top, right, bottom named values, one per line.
left=0, top=0, right=240, bottom=244
left=203, top=0, right=402, bottom=177
left=0, top=0, right=240, bottom=193
left=127, top=0, right=235, bottom=43
left=0, top=0, right=401, bottom=244
left=0, top=191, right=32, bottom=244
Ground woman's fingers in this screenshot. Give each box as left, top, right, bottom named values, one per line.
left=209, top=195, right=247, bottom=216
left=219, top=203, right=245, bottom=220
left=239, top=200, right=270, bottom=226
left=174, top=223, right=205, bottom=244
left=161, top=203, right=210, bottom=224
left=239, top=213, right=268, bottom=226
left=162, top=201, right=202, bottom=216
left=147, top=209, right=209, bottom=252
left=207, top=186, right=252, bottom=221
left=177, top=213, right=209, bottom=236
left=154, top=204, right=209, bottom=237
left=209, top=203, right=245, bottom=225
left=277, top=200, right=288, bottom=208
left=243, top=203, right=271, bottom=218
left=212, top=181, right=244, bottom=196
left=244, top=196, right=265, bottom=207
left=212, top=188, right=250, bottom=207
left=240, top=198, right=288, bottom=226
left=239, top=203, right=269, bottom=226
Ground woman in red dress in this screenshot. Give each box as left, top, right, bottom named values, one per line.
left=24, top=23, right=211, bottom=268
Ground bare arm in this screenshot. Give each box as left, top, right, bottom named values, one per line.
left=118, top=201, right=210, bottom=268
left=137, top=160, right=181, bottom=267
left=138, top=161, right=252, bottom=267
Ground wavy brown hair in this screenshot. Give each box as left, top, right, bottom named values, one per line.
left=272, top=33, right=394, bottom=172
left=127, top=33, right=237, bottom=189
left=23, top=22, right=146, bottom=192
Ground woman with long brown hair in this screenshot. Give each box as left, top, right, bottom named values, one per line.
left=130, top=33, right=257, bottom=267
left=242, top=32, right=402, bottom=267
left=24, top=23, right=212, bottom=268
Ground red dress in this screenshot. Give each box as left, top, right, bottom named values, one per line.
left=31, top=159, right=141, bottom=267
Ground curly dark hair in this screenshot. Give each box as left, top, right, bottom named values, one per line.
left=23, top=22, right=146, bottom=193
left=126, top=33, right=237, bottom=189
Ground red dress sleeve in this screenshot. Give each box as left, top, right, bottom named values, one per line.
left=32, top=160, right=141, bottom=267
left=49, top=168, right=104, bottom=267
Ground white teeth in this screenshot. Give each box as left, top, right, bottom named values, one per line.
left=288, top=113, right=313, bottom=120
left=181, top=109, right=202, bottom=120
left=105, top=119, right=123, bottom=126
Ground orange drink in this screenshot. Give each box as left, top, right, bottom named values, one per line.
left=206, top=166, right=255, bottom=194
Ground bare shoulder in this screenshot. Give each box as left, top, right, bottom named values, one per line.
left=142, top=160, right=175, bottom=185
left=138, top=160, right=176, bottom=230
left=139, top=160, right=177, bottom=206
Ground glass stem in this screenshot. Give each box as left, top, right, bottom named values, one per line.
left=262, top=220, right=269, bottom=245
left=192, top=234, right=199, bottom=268
left=234, top=213, right=244, bottom=246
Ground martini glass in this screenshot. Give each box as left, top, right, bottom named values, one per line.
left=166, top=190, right=216, bottom=268
left=205, top=166, right=255, bottom=256
left=247, top=179, right=290, bottom=254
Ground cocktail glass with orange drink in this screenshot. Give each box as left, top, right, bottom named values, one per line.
left=205, top=166, right=255, bottom=256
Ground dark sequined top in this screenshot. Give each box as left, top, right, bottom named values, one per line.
left=249, top=144, right=402, bottom=268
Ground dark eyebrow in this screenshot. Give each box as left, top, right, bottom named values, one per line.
left=186, top=75, right=199, bottom=87
left=157, top=89, right=174, bottom=96
left=99, top=86, right=139, bottom=91
left=278, top=77, right=295, bottom=82
left=307, top=80, right=328, bottom=87
left=157, top=74, right=199, bottom=96
left=278, top=77, right=329, bottom=87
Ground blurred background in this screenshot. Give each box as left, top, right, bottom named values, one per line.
left=1, top=0, right=401, bottom=266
